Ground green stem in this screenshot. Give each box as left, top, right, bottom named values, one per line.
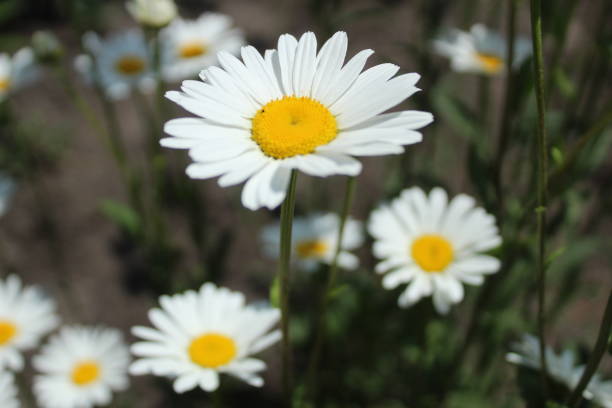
left=530, top=0, right=550, bottom=398
left=53, top=64, right=111, bottom=153
left=96, top=90, right=144, bottom=216
left=493, top=0, right=517, bottom=209
left=278, top=170, right=298, bottom=404
left=306, top=175, right=357, bottom=401
left=567, top=289, right=612, bottom=408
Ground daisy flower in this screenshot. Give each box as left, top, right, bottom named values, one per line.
left=130, top=283, right=281, bottom=392
left=33, top=326, right=130, bottom=408
left=261, top=212, right=364, bottom=271
left=127, top=0, right=177, bottom=29
left=0, top=371, right=19, bottom=408
left=162, top=31, right=433, bottom=210
left=0, top=174, right=16, bottom=217
left=74, top=30, right=154, bottom=100
left=368, top=187, right=501, bottom=314
left=590, top=376, right=612, bottom=408
left=433, top=24, right=531, bottom=75
left=0, top=47, right=37, bottom=102
left=506, top=334, right=612, bottom=404
left=0, top=274, right=59, bottom=371
left=159, top=12, right=245, bottom=82
left=506, top=334, right=580, bottom=389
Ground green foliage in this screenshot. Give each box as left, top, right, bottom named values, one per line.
left=99, top=200, right=141, bottom=237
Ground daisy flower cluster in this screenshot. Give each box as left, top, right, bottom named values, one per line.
left=507, top=334, right=612, bottom=407
left=0, top=274, right=132, bottom=408
left=74, top=9, right=244, bottom=100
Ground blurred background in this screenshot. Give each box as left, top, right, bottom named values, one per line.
left=0, top=0, right=611, bottom=407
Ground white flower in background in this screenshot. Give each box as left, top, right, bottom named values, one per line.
left=0, top=48, right=37, bottom=102
left=433, top=24, right=531, bottom=75
left=33, top=326, right=130, bottom=408
left=0, top=371, right=19, bottom=408
left=261, top=213, right=364, bottom=271
left=126, top=0, right=177, bottom=28
left=506, top=334, right=579, bottom=389
left=0, top=174, right=16, bottom=217
left=368, top=187, right=501, bottom=314
left=506, top=334, right=612, bottom=405
left=74, top=30, right=154, bottom=100
left=0, top=274, right=59, bottom=371
left=589, top=376, right=612, bottom=408
left=162, top=31, right=433, bottom=210
left=130, top=283, right=281, bottom=392
left=160, top=12, right=244, bottom=82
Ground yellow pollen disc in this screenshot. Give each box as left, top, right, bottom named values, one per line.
left=476, top=53, right=504, bottom=74
left=0, top=320, right=17, bottom=345
left=296, top=239, right=328, bottom=259
left=411, top=235, right=454, bottom=272
left=188, top=333, right=237, bottom=368
left=251, top=96, right=338, bottom=159
left=178, top=41, right=208, bottom=59
left=115, top=55, right=146, bottom=76
left=0, top=78, right=10, bottom=92
left=71, top=361, right=101, bottom=386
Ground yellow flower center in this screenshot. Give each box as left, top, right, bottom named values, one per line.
left=115, top=55, right=146, bottom=76
left=296, top=239, right=328, bottom=259
left=251, top=96, right=338, bottom=159
left=0, top=320, right=17, bottom=345
left=475, top=53, right=504, bottom=74
left=411, top=235, right=454, bottom=272
left=178, top=41, right=208, bottom=59
left=71, top=361, right=101, bottom=386
left=188, top=333, right=237, bottom=368
left=0, top=78, right=10, bottom=92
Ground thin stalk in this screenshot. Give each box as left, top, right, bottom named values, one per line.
left=567, top=290, right=612, bottom=408
left=493, top=0, right=517, bottom=209
left=530, top=0, right=550, bottom=398
left=278, top=170, right=298, bottom=404
left=306, top=176, right=357, bottom=400
left=478, top=76, right=490, bottom=134
left=96, top=90, right=144, bottom=216
left=53, top=64, right=111, bottom=153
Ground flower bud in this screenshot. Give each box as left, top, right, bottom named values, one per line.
left=126, top=0, right=178, bottom=29
left=31, top=30, right=63, bottom=64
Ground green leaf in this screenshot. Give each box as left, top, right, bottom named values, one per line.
left=553, top=67, right=576, bottom=98
left=269, top=276, right=280, bottom=309
left=99, top=200, right=141, bottom=236
left=551, top=146, right=564, bottom=166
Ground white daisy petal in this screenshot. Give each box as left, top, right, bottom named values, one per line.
left=277, top=34, right=299, bottom=95
left=0, top=371, right=19, bottom=408
left=311, top=31, right=348, bottom=100
left=293, top=32, right=317, bottom=97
